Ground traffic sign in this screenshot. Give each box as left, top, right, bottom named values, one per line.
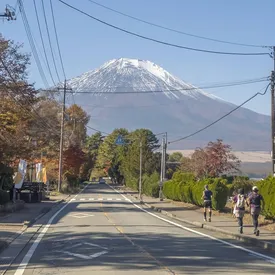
left=115, top=135, right=125, bottom=145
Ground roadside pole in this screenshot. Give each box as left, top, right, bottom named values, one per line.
left=139, top=140, right=143, bottom=200
left=271, top=46, right=275, bottom=176
left=159, top=135, right=165, bottom=201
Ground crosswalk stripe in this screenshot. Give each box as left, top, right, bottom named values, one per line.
left=77, top=198, right=128, bottom=201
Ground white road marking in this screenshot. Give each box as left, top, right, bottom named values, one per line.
left=54, top=242, right=108, bottom=260
left=108, top=184, right=275, bottom=265
left=89, top=198, right=94, bottom=201
left=98, top=198, right=103, bottom=201
left=55, top=250, right=91, bottom=260
left=107, top=198, right=112, bottom=201
left=89, top=250, right=108, bottom=259
left=69, top=213, right=94, bottom=219
left=84, top=242, right=108, bottom=250
left=80, top=198, right=86, bottom=201
left=116, top=198, right=121, bottom=201
left=14, top=184, right=90, bottom=275
left=71, top=198, right=76, bottom=201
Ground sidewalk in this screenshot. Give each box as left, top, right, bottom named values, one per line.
left=120, top=187, right=275, bottom=253
left=0, top=193, right=70, bottom=252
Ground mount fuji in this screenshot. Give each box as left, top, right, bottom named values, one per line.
left=67, top=58, right=270, bottom=151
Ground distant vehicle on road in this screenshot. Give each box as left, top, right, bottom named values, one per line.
left=99, top=178, right=106, bottom=184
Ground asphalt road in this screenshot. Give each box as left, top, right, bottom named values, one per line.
left=4, top=183, right=275, bottom=275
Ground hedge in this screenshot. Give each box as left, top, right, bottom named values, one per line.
left=0, top=190, right=10, bottom=205
left=163, top=172, right=228, bottom=211
left=125, top=172, right=160, bottom=198
left=142, top=172, right=159, bottom=198
left=256, top=177, right=275, bottom=219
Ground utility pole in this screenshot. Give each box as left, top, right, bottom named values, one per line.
left=159, top=135, right=165, bottom=201
left=139, top=140, right=143, bottom=200
left=163, top=132, right=167, bottom=180
left=57, top=80, right=72, bottom=192
left=271, top=46, right=275, bottom=176
left=0, top=5, right=16, bottom=21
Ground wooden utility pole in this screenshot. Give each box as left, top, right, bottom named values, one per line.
left=271, top=47, right=275, bottom=176
left=57, top=80, right=72, bottom=192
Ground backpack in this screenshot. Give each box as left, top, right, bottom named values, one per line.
left=236, top=194, right=245, bottom=208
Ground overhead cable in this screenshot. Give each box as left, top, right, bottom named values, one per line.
left=58, top=0, right=269, bottom=56
left=168, top=83, right=271, bottom=144
left=41, top=0, right=61, bottom=83
left=87, top=0, right=269, bottom=49
left=18, top=0, right=49, bottom=88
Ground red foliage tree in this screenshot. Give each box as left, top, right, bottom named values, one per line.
left=63, top=144, right=86, bottom=176
left=191, top=139, right=240, bottom=179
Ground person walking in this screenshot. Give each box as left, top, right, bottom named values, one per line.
left=202, top=185, right=212, bottom=222
left=233, top=188, right=247, bottom=234
left=248, top=186, right=264, bottom=236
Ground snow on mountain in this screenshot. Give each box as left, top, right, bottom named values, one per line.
left=68, top=58, right=222, bottom=101
left=66, top=58, right=270, bottom=151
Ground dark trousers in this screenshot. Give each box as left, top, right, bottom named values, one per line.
left=237, top=217, right=243, bottom=227
left=252, top=214, right=259, bottom=230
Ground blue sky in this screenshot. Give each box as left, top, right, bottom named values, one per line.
left=1, top=0, right=273, bottom=115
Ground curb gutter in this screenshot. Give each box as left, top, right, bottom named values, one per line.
left=125, top=191, right=275, bottom=253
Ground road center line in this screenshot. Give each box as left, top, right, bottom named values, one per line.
left=107, top=184, right=275, bottom=265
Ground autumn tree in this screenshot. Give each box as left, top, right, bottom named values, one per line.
left=65, top=104, right=90, bottom=147
left=191, top=139, right=240, bottom=179
left=0, top=34, right=38, bottom=163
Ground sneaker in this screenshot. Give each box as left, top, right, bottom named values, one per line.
left=204, top=218, right=207, bottom=222
left=256, top=230, right=260, bottom=236
left=208, top=217, right=211, bottom=222
left=253, top=230, right=257, bottom=235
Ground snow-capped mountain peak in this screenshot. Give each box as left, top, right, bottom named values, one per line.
left=67, top=58, right=222, bottom=101
left=65, top=58, right=270, bottom=151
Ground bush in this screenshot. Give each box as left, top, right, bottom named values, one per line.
left=0, top=190, right=10, bottom=205
left=162, top=172, right=228, bottom=210
left=142, top=172, right=159, bottom=198
left=227, top=177, right=254, bottom=196
left=256, top=177, right=275, bottom=219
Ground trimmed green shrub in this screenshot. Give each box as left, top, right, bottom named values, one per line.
left=142, top=172, right=159, bottom=198
left=162, top=172, right=228, bottom=210
left=256, top=177, right=275, bottom=219
left=0, top=190, right=10, bottom=205
left=227, top=177, right=255, bottom=196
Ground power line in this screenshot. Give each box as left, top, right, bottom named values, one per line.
left=41, top=0, right=61, bottom=83
left=87, top=0, right=268, bottom=49
left=168, top=83, right=271, bottom=144
left=33, top=0, right=56, bottom=86
left=49, top=0, right=66, bottom=80
left=58, top=0, right=269, bottom=56
left=18, top=0, right=49, bottom=88
left=86, top=125, right=110, bottom=135
left=55, top=77, right=268, bottom=94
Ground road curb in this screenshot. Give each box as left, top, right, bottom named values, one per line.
left=124, top=191, right=275, bottom=253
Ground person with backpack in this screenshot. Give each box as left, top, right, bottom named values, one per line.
left=233, top=188, right=247, bottom=234
left=202, top=185, right=213, bottom=222
left=248, top=186, right=264, bottom=236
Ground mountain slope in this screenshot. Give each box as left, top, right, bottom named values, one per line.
left=67, top=58, right=270, bottom=151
